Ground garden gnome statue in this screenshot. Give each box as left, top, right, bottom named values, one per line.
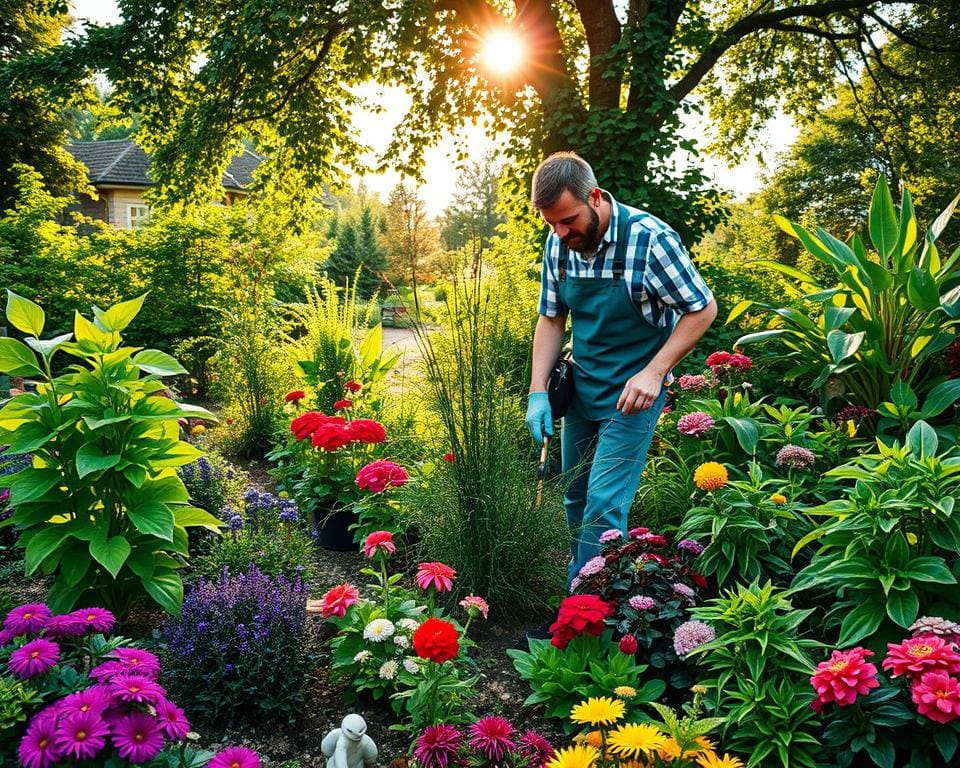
left=322, top=714, right=378, bottom=768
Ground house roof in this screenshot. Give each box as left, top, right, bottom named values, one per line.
left=66, top=139, right=263, bottom=192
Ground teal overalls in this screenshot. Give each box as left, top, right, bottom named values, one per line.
left=558, top=202, right=670, bottom=585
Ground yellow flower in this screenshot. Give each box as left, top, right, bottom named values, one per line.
left=690, top=684, right=708, bottom=695
left=190, top=424, right=206, bottom=435
left=608, top=723, right=667, bottom=759
left=660, top=737, right=714, bottom=761
left=614, top=685, right=637, bottom=699
left=846, top=419, right=858, bottom=438
left=584, top=731, right=603, bottom=748
left=570, top=696, right=625, bottom=726
left=693, top=462, right=728, bottom=491
left=907, top=532, right=918, bottom=545
left=545, top=744, right=600, bottom=768
left=769, top=492, right=787, bottom=505
left=696, top=753, right=744, bottom=768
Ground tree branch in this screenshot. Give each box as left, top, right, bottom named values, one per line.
left=767, top=22, right=858, bottom=41
left=864, top=8, right=960, bottom=53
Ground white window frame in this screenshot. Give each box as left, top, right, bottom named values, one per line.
left=127, top=204, right=151, bottom=229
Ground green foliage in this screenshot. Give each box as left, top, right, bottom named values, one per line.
left=0, top=292, right=220, bottom=617
left=0, top=674, right=41, bottom=763
left=734, top=177, right=960, bottom=410
left=507, top=632, right=666, bottom=733
left=324, top=205, right=387, bottom=299
left=791, top=422, right=960, bottom=646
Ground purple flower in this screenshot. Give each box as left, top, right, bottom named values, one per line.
left=677, top=539, right=704, bottom=555
left=518, top=730, right=555, bottom=768
left=677, top=411, right=715, bottom=437
left=18, top=709, right=61, bottom=768
left=569, top=576, right=581, bottom=592
left=42, top=613, right=87, bottom=639
left=3, top=603, right=51, bottom=636
left=112, top=711, right=167, bottom=763
left=673, top=620, right=716, bottom=657
left=155, top=697, right=191, bottom=740
left=57, top=686, right=110, bottom=718
left=469, top=716, right=516, bottom=762
left=111, top=647, right=161, bottom=677
left=672, top=583, right=696, bottom=599
left=108, top=674, right=166, bottom=704
left=68, top=607, right=115, bottom=634
left=775, top=444, right=817, bottom=470
left=414, top=724, right=463, bottom=768
left=209, top=746, right=261, bottom=768
left=598, top=529, right=623, bottom=544
left=54, top=710, right=110, bottom=760
left=578, top=556, right=606, bottom=578
left=628, top=595, right=657, bottom=611
left=8, top=638, right=59, bottom=678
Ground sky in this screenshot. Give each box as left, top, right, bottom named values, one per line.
left=69, top=0, right=797, bottom=217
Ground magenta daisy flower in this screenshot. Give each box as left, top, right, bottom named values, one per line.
left=110, top=647, right=161, bottom=677
left=155, top=697, right=191, bottom=740
left=468, top=716, right=516, bottom=762
left=18, top=709, right=61, bottom=768
left=8, top=638, right=59, bottom=678
left=3, top=603, right=51, bottom=636
left=208, top=746, right=262, bottom=768
left=57, top=686, right=111, bottom=718
left=108, top=673, right=166, bottom=704
left=518, top=730, right=555, bottom=768
left=54, top=710, right=110, bottom=760
left=112, top=711, right=167, bottom=763
left=41, top=613, right=88, bottom=639
left=68, top=607, right=115, bottom=634
left=413, top=724, right=462, bottom=768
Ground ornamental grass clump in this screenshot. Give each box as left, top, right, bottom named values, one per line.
left=160, top=565, right=309, bottom=727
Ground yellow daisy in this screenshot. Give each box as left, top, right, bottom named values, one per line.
left=570, top=697, right=625, bottom=727
left=545, top=744, right=600, bottom=768
left=697, top=753, right=745, bottom=768
left=608, top=723, right=667, bottom=759
left=693, top=462, right=728, bottom=491
left=660, top=737, right=708, bottom=761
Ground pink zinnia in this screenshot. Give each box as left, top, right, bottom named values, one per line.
left=8, top=638, right=59, bottom=678
left=468, top=716, right=516, bottom=762
left=416, top=562, right=457, bottom=592
left=18, top=710, right=60, bottom=768
left=356, top=459, right=409, bottom=493
left=363, top=531, right=397, bottom=558
left=459, top=595, right=490, bottom=620
left=54, top=710, right=110, bottom=760
left=628, top=527, right=650, bottom=539
left=518, top=730, right=555, bottom=768
left=811, top=648, right=880, bottom=707
left=319, top=583, right=360, bottom=618
left=911, top=671, right=960, bottom=723
left=413, top=724, right=462, bottom=768
left=209, top=746, right=262, bottom=768
left=108, top=673, right=166, bottom=704
left=68, top=607, right=115, bottom=634
left=883, top=635, right=960, bottom=681
left=112, top=711, right=167, bottom=763
left=155, top=697, right=191, bottom=740
left=3, top=603, right=51, bottom=636
left=727, top=353, right=752, bottom=373
left=677, top=411, right=715, bottom=437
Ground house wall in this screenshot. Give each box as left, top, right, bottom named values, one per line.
left=102, top=188, right=149, bottom=228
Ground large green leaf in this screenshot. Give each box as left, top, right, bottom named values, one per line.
left=173, top=506, right=223, bottom=532
left=141, top=570, right=184, bottom=614
left=906, top=420, right=938, bottom=459
left=0, top=337, right=42, bottom=377
left=100, top=294, right=148, bottom=332
left=6, top=290, right=45, bottom=337
left=5, top=422, right=55, bottom=454
left=826, top=330, right=865, bottom=363
left=8, top=468, right=61, bottom=505
left=139, top=475, right=190, bottom=504
left=837, top=599, right=884, bottom=647
left=126, top=503, right=175, bottom=541
left=722, top=417, right=758, bottom=456
left=76, top=443, right=122, bottom=479
left=869, top=176, right=898, bottom=260
left=726, top=299, right=754, bottom=325
left=132, top=349, right=187, bottom=377
left=59, top=540, right=91, bottom=586
left=23, top=525, right=71, bottom=575
left=907, top=267, right=940, bottom=312
left=25, top=332, right=73, bottom=361
left=886, top=590, right=919, bottom=628
left=921, top=379, right=960, bottom=419
left=88, top=535, right=131, bottom=578
left=359, top=323, right=383, bottom=369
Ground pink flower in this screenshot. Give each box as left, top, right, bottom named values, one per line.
left=598, top=529, right=623, bottom=544
left=673, top=620, right=715, bottom=657
left=112, top=711, right=166, bottom=763
left=469, top=716, right=516, bottom=762
left=41, top=613, right=87, bottom=639
left=677, top=411, right=715, bottom=437
left=416, top=562, right=457, bottom=592
left=883, top=635, right=960, bottom=681
left=363, top=531, right=397, bottom=558
left=319, top=583, right=360, bottom=618
left=67, top=607, right=115, bottom=634
left=155, top=697, right=191, bottom=740
left=628, top=527, right=650, bottom=539
left=459, top=595, right=490, bottom=620
left=209, top=746, right=262, bottom=768
left=3, top=603, right=51, bottom=636
left=57, top=686, right=110, bottom=718
left=108, top=673, right=166, bottom=704
left=349, top=418, right=385, bottom=444
left=705, top=351, right=731, bottom=368
left=285, top=390, right=306, bottom=403
left=414, top=724, right=462, bottom=768
left=518, top=730, right=555, bottom=768
left=111, top=647, right=161, bottom=676
left=811, top=648, right=880, bottom=708
left=356, top=460, right=409, bottom=493
left=8, top=639, right=59, bottom=678
left=54, top=710, right=110, bottom=760
left=333, top=399, right=352, bottom=410
left=728, top=353, right=752, bottom=373
left=18, top=710, right=60, bottom=768
left=619, top=634, right=638, bottom=654
left=678, top=374, right=709, bottom=391
left=578, top=556, right=606, bottom=578
left=629, top=595, right=657, bottom=611
left=344, top=380, right=362, bottom=393
left=911, top=671, right=960, bottom=723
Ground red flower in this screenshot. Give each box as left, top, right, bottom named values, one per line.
left=627, top=527, right=650, bottom=539
left=413, top=617, right=460, bottom=663
left=319, top=583, right=359, bottom=618
left=912, top=672, right=960, bottom=723
left=363, top=531, right=397, bottom=558
left=349, top=418, right=386, bottom=444
left=443, top=452, right=455, bottom=463
left=291, top=411, right=331, bottom=441
left=727, top=353, right=752, bottom=373
left=344, top=380, right=362, bottom=393
left=310, top=418, right=351, bottom=451
left=285, top=390, right=306, bottom=403
left=549, top=594, right=614, bottom=650
left=810, top=648, right=880, bottom=708
left=883, top=635, right=960, bottom=681
left=689, top=571, right=709, bottom=589
left=704, top=351, right=731, bottom=368
left=333, top=399, right=352, bottom=410
left=356, top=460, right=409, bottom=493
left=618, top=634, right=638, bottom=655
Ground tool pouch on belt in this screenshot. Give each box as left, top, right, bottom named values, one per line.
left=547, top=353, right=574, bottom=419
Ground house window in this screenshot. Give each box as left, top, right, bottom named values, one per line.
left=127, top=204, right=150, bottom=228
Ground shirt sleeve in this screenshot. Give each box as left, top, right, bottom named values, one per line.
left=644, top=229, right=713, bottom=314
left=537, top=237, right=567, bottom=317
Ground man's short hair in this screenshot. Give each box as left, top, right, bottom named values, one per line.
left=531, top=152, right=597, bottom=209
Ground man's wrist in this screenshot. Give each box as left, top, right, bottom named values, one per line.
left=529, top=389, right=548, bottom=396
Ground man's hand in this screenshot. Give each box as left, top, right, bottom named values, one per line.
left=525, top=392, right=554, bottom=445
left=617, top=368, right=664, bottom=414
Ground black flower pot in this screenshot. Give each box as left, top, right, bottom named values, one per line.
left=314, top=506, right=356, bottom=552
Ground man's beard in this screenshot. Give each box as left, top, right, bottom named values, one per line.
left=564, top=206, right=602, bottom=253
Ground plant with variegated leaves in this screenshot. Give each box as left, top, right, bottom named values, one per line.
left=0, top=291, right=220, bottom=618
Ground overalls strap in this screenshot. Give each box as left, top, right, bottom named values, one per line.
left=558, top=204, right=633, bottom=282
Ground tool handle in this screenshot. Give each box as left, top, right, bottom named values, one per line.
left=536, top=436, right=550, bottom=480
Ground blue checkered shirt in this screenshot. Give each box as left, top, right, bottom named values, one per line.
left=537, top=193, right=713, bottom=329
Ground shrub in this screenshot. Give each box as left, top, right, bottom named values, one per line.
left=160, top=565, right=309, bottom=727
left=0, top=293, right=221, bottom=617
left=178, top=452, right=248, bottom=559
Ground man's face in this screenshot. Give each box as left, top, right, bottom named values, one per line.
left=540, top=189, right=601, bottom=253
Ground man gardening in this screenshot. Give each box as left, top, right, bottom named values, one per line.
left=525, top=151, right=717, bottom=589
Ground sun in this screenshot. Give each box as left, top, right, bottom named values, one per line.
left=480, top=28, right=525, bottom=75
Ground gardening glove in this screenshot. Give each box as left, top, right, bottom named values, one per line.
left=525, top=392, right=554, bottom=446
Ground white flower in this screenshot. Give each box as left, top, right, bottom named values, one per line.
left=393, top=635, right=409, bottom=649
left=403, top=658, right=419, bottom=674
left=363, top=619, right=396, bottom=642
left=397, top=618, right=420, bottom=632
left=379, top=660, right=399, bottom=680
left=353, top=650, right=372, bottom=663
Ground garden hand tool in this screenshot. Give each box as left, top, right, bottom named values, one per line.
left=536, top=435, right=550, bottom=507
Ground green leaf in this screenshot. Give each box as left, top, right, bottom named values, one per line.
left=886, top=590, right=919, bottom=628
left=74, top=310, right=114, bottom=350
left=6, top=290, right=45, bottom=337
left=100, top=294, right=148, bottom=332
left=139, top=476, right=190, bottom=505
left=934, top=725, right=958, bottom=763
left=884, top=532, right=910, bottom=569
left=88, top=535, right=131, bottom=579
left=837, top=600, right=884, bottom=647
left=907, top=267, right=940, bottom=312
left=23, top=525, right=71, bottom=574
left=173, top=506, right=223, bottom=532
left=930, top=191, right=960, bottom=242
left=826, top=329, right=865, bottom=363
left=132, top=349, right=187, bottom=376
left=722, top=417, right=759, bottom=455
left=60, top=541, right=91, bottom=586
left=75, top=443, right=122, bottom=479
left=25, top=332, right=73, bottom=361
left=869, top=176, right=898, bottom=259
left=903, top=556, right=957, bottom=584
left=0, top=337, right=43, bottom=376
left=726, top=299, right=754, bottom=325
left=921, top=380, right=960, bottom=419
left=8, top=468, right=60, bottom=505
left=141, top=570, right=184, bottom=614
left=127, top=503, right=175, bottom=541
left=5, top=422, right=55, bottom=454
left=891, top=379, right=918, bottom=410
left=906, top=420, right=938, bottom=459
